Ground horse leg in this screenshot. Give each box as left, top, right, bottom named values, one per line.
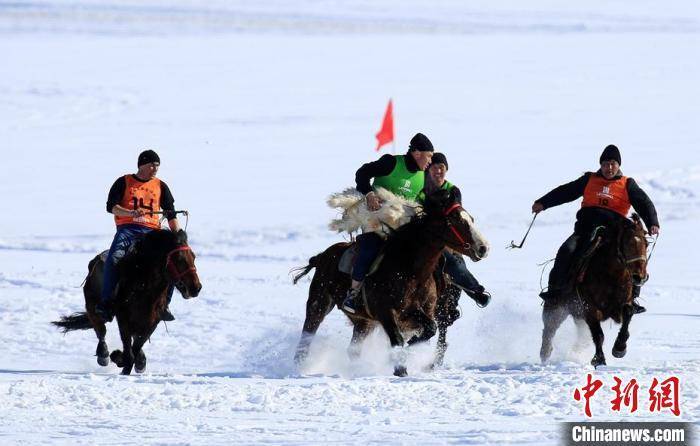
left=116, top=319, right=135, bottom=375
left=585, top=316, right=606, bottom=368
left=378, top=313, right=407, bottom=377
left=294, top=285, right=335, bottom=366
left=612, top=304, right=634, bottom=358
left=132, top=335, right=149, bottom=373
left=432, top=322, right=448, bottom=369
left=347, top=320, right=372, bottom=361
left=540, top=303, right=569, bottom=364
left=407, top=308, right=437, bottom=345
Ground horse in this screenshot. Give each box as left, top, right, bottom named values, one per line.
left=52, top=229, right=202, bottom=375
left=539, top=214, right=649, bottom=368
left=292, top=190, right=489, bottom=376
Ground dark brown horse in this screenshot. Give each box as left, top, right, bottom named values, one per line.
left=53, top=229, right=202, bottom=375
left=540, top=214, right=649, bottom=368
left=292, top=191, right=489, bottom=376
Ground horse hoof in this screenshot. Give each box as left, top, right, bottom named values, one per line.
left=591, top=357, right=606, bottom=368
left=393, top=366, right=408, bottom=377
left=612, top=347, right=627, bottom=358
left=97, top=356, right=110, bottom=367
left=110, top=350, right=124, bottom=368
left=121, top=369, right=132, bottom=376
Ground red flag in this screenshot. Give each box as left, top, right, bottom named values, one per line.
left=375, top=99, right=394, bottom=151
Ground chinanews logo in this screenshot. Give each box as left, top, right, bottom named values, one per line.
left=597, top=185, right=613, bottom=200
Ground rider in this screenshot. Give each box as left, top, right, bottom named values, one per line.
left=341, top=133, right=434, bottom=313
left=96, top=150, right=183, bottom=323
left=532, top=144, right=660, bottom=312
left=419, top=152, right=491, bottom=307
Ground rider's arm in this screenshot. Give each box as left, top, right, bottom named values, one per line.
left=355, top=154, right=396, bottom=194
left=450, top=186, right=463, bottom=205
left=106, top=176, right=126, bottom=213
left=627, top=178, right=660, bottom=230
left=535, top=173, right=590, bottom=210
left=160, top=181, right=181, bottom=231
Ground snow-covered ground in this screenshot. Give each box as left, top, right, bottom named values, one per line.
left=1, top=1, right=699, bottom=444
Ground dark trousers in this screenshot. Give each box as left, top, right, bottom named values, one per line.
left=443, top=249, right=482, bottom=292
left=547, top=233, right=580, bottom=291
left=351, top=232, right=384, bottom=282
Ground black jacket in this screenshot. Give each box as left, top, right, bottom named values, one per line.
left=355, top=152, right=420, bottom=195
left=536, top=170, right=659, bottom=234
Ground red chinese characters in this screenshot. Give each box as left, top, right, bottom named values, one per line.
left=611, top=377, right=639, bottom=413
left=574, top=373, right=604, bottom=417
left=573, top=375, right=681, bottom=417
left=649, top=376, right=681, bottom=416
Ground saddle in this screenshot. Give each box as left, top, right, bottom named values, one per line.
left=568, top=226, right=606, bottom=285
left=337, top=243, right=385, bottom=277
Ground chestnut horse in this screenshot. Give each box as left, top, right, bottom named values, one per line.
left=292, top=191, right=489, bottom=376
left=53, top=229, right=201, bottom=375
left=540, top=214, right=649, bottom=367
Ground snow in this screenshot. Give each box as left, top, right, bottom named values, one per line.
left=1, top=1, right=699, bottom=444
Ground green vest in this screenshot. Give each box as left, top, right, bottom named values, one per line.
left=417, top=180, right=454, bottom=204
left=372, top=155, right=424, bottom=200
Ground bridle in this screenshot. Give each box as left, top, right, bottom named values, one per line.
left=615, top=226, right=649, bottom=285
left=443, top=203, right=471, bottom=250
left=165, top=245, right=197, bottom=283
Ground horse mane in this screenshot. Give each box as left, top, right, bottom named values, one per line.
left=118, top=230, right=179, bottom=279
left=383, top=189, right=454, bottom=251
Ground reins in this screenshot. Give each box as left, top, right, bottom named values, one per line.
left=443, top=203, right=471, bottom=250
left=165, top=245, right=197, bottom=282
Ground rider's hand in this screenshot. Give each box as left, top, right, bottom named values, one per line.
left=649, top=225, right=660, bottom=236
left=366, top=192, right=381, bottom=211
left=532, top=202, right=544, bottom=214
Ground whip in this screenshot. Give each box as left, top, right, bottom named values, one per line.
left=507, top=213, right=538, bottom=249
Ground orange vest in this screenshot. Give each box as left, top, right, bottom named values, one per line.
left=581, top=174, right=631, bottom=217
left=114, top=175, right=162, bottom=229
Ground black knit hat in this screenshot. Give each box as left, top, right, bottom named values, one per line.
left=599, top=144, right=621, bottom=165
left=138, top=149, right=160, bottom=167
left=430, top=152, right=448, bottom=170
left=408, top=133, right=434, bottom=152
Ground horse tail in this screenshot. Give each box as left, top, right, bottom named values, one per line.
left=52, top=312, right=93, bottom=333
left=291, top=255, right=318, bottom=284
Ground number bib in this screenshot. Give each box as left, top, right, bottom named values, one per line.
left=581, top=174, right=631, bottom=218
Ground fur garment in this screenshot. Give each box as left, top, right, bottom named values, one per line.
left=327, top=187, right=422, bottom=237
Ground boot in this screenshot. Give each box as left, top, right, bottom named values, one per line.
left=465, top=287, right=491, bottom=308
left=342, top=288, right=361, bottom=314
left=631, top=285, right=646, bottom=314
left=632, top=299, right=646, bottom=314
left=160, top=306, right=175, bottom=321
left=539, top=288, right=560, bottom=303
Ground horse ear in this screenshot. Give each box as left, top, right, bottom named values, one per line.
left=424, top=189, right=450, bottom=213
left=176, top=229, right=188, bottom=245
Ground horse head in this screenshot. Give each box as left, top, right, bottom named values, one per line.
left=424, top=190, right=490, bottom=262
left=617, top=213, right=649, bottom=286
left=164, top=230, right=202, bottom=299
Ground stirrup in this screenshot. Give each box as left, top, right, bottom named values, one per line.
left=342, top=289, right=361, bottom=314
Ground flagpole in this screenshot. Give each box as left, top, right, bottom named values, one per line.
left=391, top=97, right=396, bottom=154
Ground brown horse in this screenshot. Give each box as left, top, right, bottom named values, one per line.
left=540, top=214, right=649, bottom=368
left=53, top=229, right=202, bottom=375
left=292, top=191, right=489, bottom=376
